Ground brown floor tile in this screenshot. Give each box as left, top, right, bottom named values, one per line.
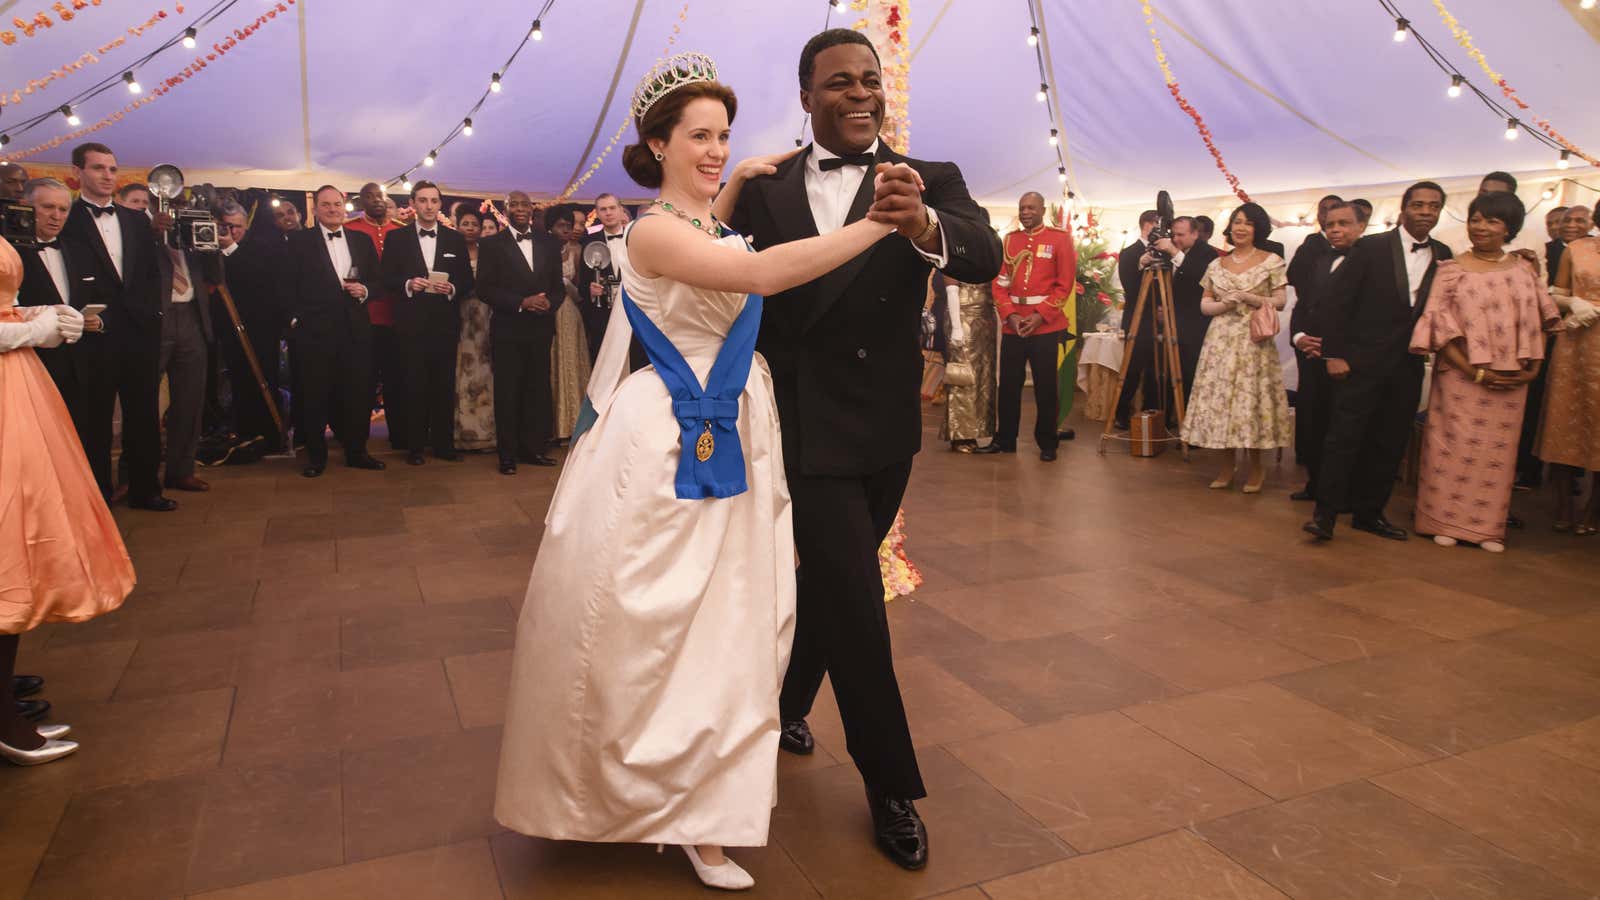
left=883, top=600, right=989, bottom=659
left=948, top=711, right=1268, bottom=853
left=806, top=657, right=1024, bottom=754
left=263, top=512, right=339, bottom=545
left=918, top=575, right=1139, bottom=642
left=1373, top=740, right=1600, bottom=892
left=26, top=774, right=206, bottom=900
left=772, top=747, right=1069, bottom=898
left=191, top=839, right=504, bottom=900
left=16, top=639, right=137, bottom=704
left=914, top=539, right=1084, bottom=587
left=402, top=497, right=531, bottom=535
left=981, top=829, right=1288, bottom=900
left=444, top=649, right=513, bottom=729
left=1525, top=717, right=1600, bottom=772
left=122, top=519, right=266, bottom=554
left=60, top=687, right=233, bottom=791
left=1211, top=596, right=1442, bottom=662
left=186, top=752, right=344, bottom=894
left=1477, top=611, right=1600, bottom=679
left=1126, top=682, right=1434, bottom=799
left=936, top=632, right=1179, bottom=724
left=1077, top=611, right=1320, bottom=692
left=1067, top=563, right=1253, bottom=613
left=46, top=583, right=256, bottom=647
left=180, top=541, right=338, bottom=586
left=123, top=548, right=189, bottom=590
left=342, top=726, right=504, bottom=862
left=251, top=568, right=422, bottom=623
left=340, top=597, right=516, bottom=670
left=1318, top=577, right=1544, bottom=639
left=337, top=528, right=490, bottom=574
left=0, top=760, right=75, bottom=900
left=493, top=831, right=819, bottom=899
left=115, top=618, right=339, bottom=700
left=1151, top=550, right=1363, bottom=602
left=415, top=554, right=534, bottom=605
left=224, top=660, right=459, bottom=766
left=1274, top=640, right=1600, bottom=755
left=1199, top=781, right=1591, bottom=899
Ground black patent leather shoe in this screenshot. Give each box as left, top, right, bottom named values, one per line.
left=1289, top=487, right=1315, bottom=502
left=407, top=452, right=426, bottom=466
left=1040, top=448, right=1058, bottom=462
left=527, top=454, right=558, bottom=467
left=972, top=443, right=1010, bottom=455
left=1302, top=515, right=1335, bottom=541
left=498, top=461, right=517, bottom=476
left=1057, top=428, right=1076, bottom=441
left=13, top=676, right=43, bottom=699
left=17, top=698, right=50, bottom=721
left=346, top=455, right=387, bottom=471
left=779, top=718, right=814, bottom=755
left=1352, top=516, right=1408, bottom=541
left=866, top=788, right=928, bottom=870
left=128, top=495, right=178, bottom=512
left=302, top=464, right=325, bottom=479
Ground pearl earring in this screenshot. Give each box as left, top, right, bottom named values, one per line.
left=654, top=152, right=664, bottom=161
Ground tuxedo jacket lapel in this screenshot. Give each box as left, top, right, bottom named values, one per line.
left=801, top=145, right=888, bottom=333
left=769, top=149, right=819, bottom=245
left=1387, top=229, right=1408, bottom=313
left=71, top=206, right=122, bottom=290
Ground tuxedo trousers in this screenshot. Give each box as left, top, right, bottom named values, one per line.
left=372, top=323, right=408, bottom=449
left=296, top=329, right=372, bottom=466
left=403, top=299, right=460, bottom=455
left=1294, top=354, right=1333, bottom=493
left=997, top=331, right=1064, bottom=451
left=491, top=331, right=554, bottom=463
left=1316, top=356, right=1422, bottom=520
left=780, top=459, right=925, bottom=800
left=579, top=302, right=610, bottom=365
left=81, top=326, right=162, bottom=504
left=159, top=301, right=208, bottom=482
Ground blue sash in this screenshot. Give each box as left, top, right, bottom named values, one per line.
left=622, top=285, right=765, bottom=500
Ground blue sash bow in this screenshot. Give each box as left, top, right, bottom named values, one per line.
left=621, top=285, right=764, bottom=500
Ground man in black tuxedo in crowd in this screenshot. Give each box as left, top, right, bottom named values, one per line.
left=1288, top=201, right=1367, bottom=502
left=575, top=193, right=628, bottom=364
left=726, top=29, right=1001, bottom=871
left=217, top=201, right=288, bottom=452
left=1113, top=209, right=1161, bottom=428
left=1286, top=194, right=1344, bottom=293
left=62, top=142, right=175, bottom=511
left=1144, top=215, right=1217, bottom=408
left=14, top=177, right=101, bottom=442
left=1304, top=181, right=1452, bottom=541
left=278, top=185, right=385, bottom=478
left=1545, top=207, right=1568, bottom=288
left=382, top=180, right=475, bottom=465
left=475, top=190, right=563, bottom=475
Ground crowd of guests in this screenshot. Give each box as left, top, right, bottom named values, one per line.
left=928, top=173, right=1599, bottom=554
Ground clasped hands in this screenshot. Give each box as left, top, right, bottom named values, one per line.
left=1479, top=367, right=1535, bottom=391
left=865, top=162, right=932, bottom=241
left=1005, top=311, right=1047, bottom=336
left=1218, top=290, right=1262, bottom=310
left=519, top=292, right=551, bottom=313
left=406, top=276, right=454, bottom=297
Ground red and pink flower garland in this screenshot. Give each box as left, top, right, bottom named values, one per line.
left=1141, top=1, right=1250, bottom=203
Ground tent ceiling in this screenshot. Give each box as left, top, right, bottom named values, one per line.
left=2, top=0, right=1596, bottom=208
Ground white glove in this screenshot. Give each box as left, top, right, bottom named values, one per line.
left=0, top=306, right=63, bottom=352
left=944, top=285, right=965, bottom=344
left=55, top=305, right=84, bottom=344
left=1566, top=297, right=1598, bottom=329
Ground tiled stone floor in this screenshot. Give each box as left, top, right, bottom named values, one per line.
left=5, top=405, right=1600, bottom=899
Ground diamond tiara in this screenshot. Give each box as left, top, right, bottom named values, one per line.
left=630, top=51, right=719, bottom=122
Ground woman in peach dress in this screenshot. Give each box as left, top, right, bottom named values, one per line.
left=0, top=239, right=135, bottom=765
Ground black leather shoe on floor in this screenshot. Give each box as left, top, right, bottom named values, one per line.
left=407, top=452, right=426, bottom=466
left=1289, top=488, right=1314, bottom=502
left=302, top=464, right=325, bottom=479
left=1040, top=448, right=1058, bottom=462
left=346, top=455, right=387, bottom=471
left=779, top=718, right=814, bottom=755
left=498, top=461, right=517, bottom=476
left=866, top=788, right=928, bottom=870
left=128, top=496, right=178, bottom=512
left=436, top=451, right=463, bottom=462
left=1057, top=428, right=1076, bottom=441
left=17, top=698, right=50, bottom=721
left=1352, top=516, right=1408, bottom=541
left=13, top=675, right=43, bottom=699
left=1302, top=515, right=1335, bottom=541
left=527, top=454, right=559, bottom=467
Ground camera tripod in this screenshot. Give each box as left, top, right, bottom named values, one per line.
left=1097, top=261, right=1190, bottom=459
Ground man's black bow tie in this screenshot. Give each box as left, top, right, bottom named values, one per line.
left=85, top=203, right=114, bottom=218
left=37, top=239, right=60, bottom=250
left=819, top=153, right=875, bottom=171
left=418, top=229, right=436, bottom=238
left=1410, top=241, right=1431, bottom=252
left=1330, top=247, right=1348, bottom=258
left=605, top=233, right=624, bottom=241
left=514, top=231, right=533, bottom=242
left=327, top=230, right=343, bottom=241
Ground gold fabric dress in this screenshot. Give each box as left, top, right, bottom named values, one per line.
left=939, top=281, right=998, bottom=444
left=551, top=244, right=591, bottom=440
left=1536, top=238, right=1600, bottom=471
left=454, top=249, right=496, bottom=450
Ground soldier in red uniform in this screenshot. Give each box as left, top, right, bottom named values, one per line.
left=985, top=191, right=1076, bottom=460
left=344, top=183, right=407, bottom=451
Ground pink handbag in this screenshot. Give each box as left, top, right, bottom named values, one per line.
left=1249, top=301, right=1280, bottom=344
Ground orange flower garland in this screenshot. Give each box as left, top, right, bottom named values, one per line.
left=3, top=7, right=180, bottom=107
left=1, top=0, right=106, bottom=46
left=849, top=0, right=911, bottom=152
left=1429, top=0, right=1597, bottom=167
left=1, top=2, right=296, bottom=163
left=1141, top=0, right=1250, bottom=203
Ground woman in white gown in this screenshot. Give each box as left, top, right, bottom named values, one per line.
left=495, top=53, right=901, bottom=891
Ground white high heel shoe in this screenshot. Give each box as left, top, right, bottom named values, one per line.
left=668, top=844, right=755, bottom=891
left=0, top=737, right=79, bottom=766
left=37, top=723, right=71, bottom=740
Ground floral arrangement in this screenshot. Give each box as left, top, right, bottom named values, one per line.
left=850, top=0, right=911, bottom=152
left=1072, top=208, right=1120, bottom=332
left=1140, top=1, right=1250, bottom=203
left=1429, top=0, right=1598, bottom=167
left=2, top=0, right=105, bottom=46
left=3, top=7, right=177, bottom=106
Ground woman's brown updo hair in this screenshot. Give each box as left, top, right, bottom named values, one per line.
left=621, top=81, right=738, bottom=190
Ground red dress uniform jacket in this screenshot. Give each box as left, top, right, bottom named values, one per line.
left=342, top=216, right=403, bottom=327
left=993, top=225, right=1075, bottom=336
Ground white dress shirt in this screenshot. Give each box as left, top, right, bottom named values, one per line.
left=510, top=229, right=536, bottom=272
left=222, top=242, right=240, bottom=258
left=82, top=199, right=124, bottom=280
left=322, top=223, right=354, bottom=281
left=39, top=243, right=70, bottom=303
left=806, top=139, right=947, bottom=266
left=405, top=221, right=448, bottom=297
left=1402, top=232, right=1433, bottom=307
left=170, top=251, right=194, bottom=304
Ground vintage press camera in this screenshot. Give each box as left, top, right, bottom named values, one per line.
left=581, top=239, right=621, bottom=307
left=148, top=164, right=219, bottom=252
left=1143, top=190, right=1177, bottom=269
left=0, top=199, right=38, bottom=250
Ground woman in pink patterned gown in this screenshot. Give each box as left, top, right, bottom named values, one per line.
left=1409, top=192, right=1559, bottom=553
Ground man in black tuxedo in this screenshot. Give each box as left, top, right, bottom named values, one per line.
left=218, top=202, right=288, bottom=452
left=1145, top=215, right=1217, bottom=408
left=13, top=177, right=100, bottom=441
left=575, top=193, right=628, bottom=363
left=475, top=190, right=563, bottom=474
left=1286, top=194, right=1343, bottom=293
left=278, top=185, right=385, bottom=478
left=1288, top=201, right=1367, bottom=502
left=1545, top=207, right=1568, bottom=288
left=727, top=29, right=1001, bottom=871
left=62, top=142, right=175, bottom=511
left=382, top=180, right=475, bottom=464
left=1304, top=182, right=1452, bottom=541
left=1113, top=210, right=1165, bottom=428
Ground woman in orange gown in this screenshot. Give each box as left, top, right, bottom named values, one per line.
left=0, top=238, right=135, bottom=765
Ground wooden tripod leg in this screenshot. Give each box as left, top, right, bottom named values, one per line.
left=214, top=282, right=286, bottom=443
left=1099, top=269, right=1156, bottom=455
left=1156, top=269, right=1190, bottom=459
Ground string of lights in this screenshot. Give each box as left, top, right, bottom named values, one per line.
left=0, top=0, right=246, bottom=149
left=384, top=0, right=558, bottom=191
left=794, top=0, right=841, bottom=147
left=1024, top=0, right=1074, bottom=200
left=1377, top=0, right=1588, bottom=168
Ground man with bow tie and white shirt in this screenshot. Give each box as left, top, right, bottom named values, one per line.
left=381, top=180, right=475, bottom=465
left=575, top=193, right=629, bottom=363
left=14, top=178, right=99, bottom=448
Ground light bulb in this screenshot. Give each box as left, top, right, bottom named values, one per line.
left=1543, top=187, right=1557, bottom=201
left=1057, top=168, right=1067, bottom=183
left=345, top=202, right=354, bottom=213
left=462, top=118, right=473, bottom=137
left=1036, top=83, right=1048, bottom=102
left=1393, top=17, right=1409, bottom=42
left=424, top=151, right=437, bottom=167
left=1027, top=26, right=1039, bottom=47
left=490, top=73, right=502, bottom=93
left=829, top=0, right=843, bottom=9
left=1048, top=128, right=1059, bottom=146
left=124, top=71, right=142, bottom=94
left=402, top=178, right=413, bottom=191
left=1447, top=75, right=1463, bottom=98
left=182, top=27, right=197, bottom=49
left=1505, top=118, right=1519, bottom=140
left=0, top=134, right=9, bottom=147
left=269, top=197, right=280, bottom=207
left=1558, top=150, right=1571, bottom=170
left=530, top=19, right=542, bottom=40
left=61, top=105, right=79, bottom=126
left=1583, top=0, right=1596, bottom=9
